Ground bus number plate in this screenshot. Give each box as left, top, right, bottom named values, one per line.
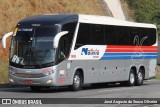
left=24, top=80, right=33, bottom=84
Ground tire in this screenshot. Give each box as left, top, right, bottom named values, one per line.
left=127, top=69, right=136, bottom=86
left=70, top=71, right=82, bottom=91
left=135, top=69, right=144, bottom=86
left=30, top=86, right=42, bottom=92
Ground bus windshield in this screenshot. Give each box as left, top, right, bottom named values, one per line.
left=10, top=26, right=59, bottom=67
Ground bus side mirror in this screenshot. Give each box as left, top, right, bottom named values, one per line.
left=54, top=31, right=68, bottom=48
left=2, top=32, right=13, bottom=48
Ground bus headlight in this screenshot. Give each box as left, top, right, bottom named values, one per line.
left=43, top=70, right=55, bottom=76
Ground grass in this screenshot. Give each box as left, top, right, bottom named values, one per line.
left=0, top=58, right=9, bottom=84
left=156, top=65, right=160, bottom=80
left=156, top=74, right=160, bottom=80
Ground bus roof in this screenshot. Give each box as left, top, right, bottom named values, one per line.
left=78, top=14, right=156, bottom=28
left=18, top=14, right=78, bottom=27
left=18, top=14, right=156, bottom=29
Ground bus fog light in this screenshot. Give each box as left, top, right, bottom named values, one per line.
left=47, top=80, right=52, bottom=84
left=9, top=78, right=14, bottom=83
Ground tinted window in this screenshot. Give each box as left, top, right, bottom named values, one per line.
left=131, top=27, right=156, bottom=46
left=117, top=26, right=130, bottom=45
left=91, top=24, right=105, bottom=45
left=139, top=28, right=148, bottom=46
left=75, top=23, right=91, bottom=49
left=56, top=22, right=77, bottom=64
left=75, top=23, right=156, bottom=47
left=57, top=37, right=68, bottom=63
left=75, top=23, right=105, bottom=49
left=105, top=25, right=117, bottom=45
left=35, top=27, right=58, bottom=37
left=130, top=28, right=137, bottom=45
left=62, top=22, right=77, bottom=56
left=142, top=28, right=156, bottom=46
left=15, top=28, right=34, bottom=41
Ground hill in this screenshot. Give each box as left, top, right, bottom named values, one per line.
left=121, top=0, right=160, bottom=27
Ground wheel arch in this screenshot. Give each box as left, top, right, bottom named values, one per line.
left=130, top=66, right=137, bottom=78
left=71, top=68, right=84, bottom=84
left=139, top=66, right=145, bottom=78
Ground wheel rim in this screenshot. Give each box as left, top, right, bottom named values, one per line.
left=130, top=73, right=135, bottom=84
left=138, top=72, right=143, bottom=83
left=74, top=75, right=80, bottom=88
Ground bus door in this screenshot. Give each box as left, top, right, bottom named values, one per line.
left=56, top=37, right=69, bottom=85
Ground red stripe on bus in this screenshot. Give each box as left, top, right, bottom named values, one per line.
left=106, top=49, right=157, bottom=52
left=105, top=46, right=157, bottom=52
left=106, top=45, right=157, bottom=49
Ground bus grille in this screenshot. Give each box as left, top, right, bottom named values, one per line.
left=13, top=73, right=45, bottom=78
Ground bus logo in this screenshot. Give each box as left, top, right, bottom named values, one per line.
left=81, top=48, right=99, bottom=55
left=131, top=35, right=147, bottom=63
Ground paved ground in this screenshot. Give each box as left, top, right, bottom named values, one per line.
left=0, top=80, right=160, bottom=107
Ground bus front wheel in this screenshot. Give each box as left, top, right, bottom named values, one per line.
left=70, top=71, right=83, bottom=91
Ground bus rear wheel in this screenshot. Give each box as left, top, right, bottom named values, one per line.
left=70, top=71, right=83, bottom=91
left=135, top=69, right=144, bottom=86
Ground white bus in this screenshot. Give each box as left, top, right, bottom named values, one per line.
left=2, top=14, right=157, bottom=91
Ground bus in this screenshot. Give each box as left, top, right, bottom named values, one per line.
left=2, top=14, right=157, bottom=91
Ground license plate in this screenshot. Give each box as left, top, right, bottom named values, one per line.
left=24, top=80, right=33, bottom=84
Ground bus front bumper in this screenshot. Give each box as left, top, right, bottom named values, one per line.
left=9, top=73, right=59, bottom=86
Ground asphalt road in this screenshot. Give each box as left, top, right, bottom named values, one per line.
left=0, top=80, right=160, bottom=107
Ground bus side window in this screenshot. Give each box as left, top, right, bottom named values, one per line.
left=131, top=27, right=156, bottom=46
left=57, top=37, right=68, bottom=63
left=142, top=28, right=156, bottom=46
left=117, top=26, right=130, bottom=45
left=91, top=24, right=105, bottom=45
left=149, top=28, right=156, bottom=45
left=62, top=22, right=77, bottom=56
left=75, top=23, right=91, bottom=49
left=130, top=27, right=139, bottom=45
left=105, top=25, right=117, bottom=45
